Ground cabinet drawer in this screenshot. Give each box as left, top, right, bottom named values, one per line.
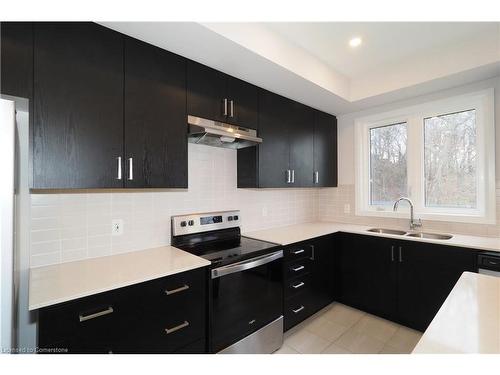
left=120, top=304, right=205, bottom=353
left=285, top=245, right=313, bottom=261
left=284, top=294, right=314, bottom=331
left=284, top=274, right=311, bottom=299
left=285, top=258, right=311, bottom=279
left=38, top=290, right=124, bottom=353
left=173, top=338, right=206, bottom=354
left=130, top=268, right=205, bottom=308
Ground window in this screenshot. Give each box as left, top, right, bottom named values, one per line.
left=370, top=122, right=407, bottom=206
left=355, top=89, right=495, bottom=224
left=424, top=109, right=477, bottom=209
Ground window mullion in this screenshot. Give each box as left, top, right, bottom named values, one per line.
left=406, top=115, right=424, bottom=213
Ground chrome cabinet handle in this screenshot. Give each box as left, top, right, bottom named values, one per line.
left=310, top=245, right=315, bottom=261
left=292, top=282, right=305, bottom=289
left=291, top=169, right=295, bottom=183
left=230, top=100, right=234, bottom=117
left=399, top=246, right=403, bottom=262
left=165, top=284, right=189, bottom=296
left=223, top=98, right=228, bottom=116
left=291, top=265, right=304, bottom=272
left=79, top=306, right=113, bottom=322
left=292, top=249, right=304, bottom=255
left=286, top=170, right=291, bottom=183
left=391, top=246, right=395, bottom=262
left=314, top=171, right=319, bottom=184
left=487, top=260, right=498, bottom=265
left=128, top=158, right=133, bottom=180
left=116, top=157, right=122, bottom=180
left=165, top=320, right=189, bottom=335
left=292, top=306, right=305, bottom=314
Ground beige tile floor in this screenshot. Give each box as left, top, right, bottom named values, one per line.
left=275, top=303, right=422, bottom=354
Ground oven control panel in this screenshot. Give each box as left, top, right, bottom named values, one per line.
left=172, top=210, right=240, bottom=236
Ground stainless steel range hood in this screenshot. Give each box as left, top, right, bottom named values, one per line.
left=187, top=115, right=262, bottom=149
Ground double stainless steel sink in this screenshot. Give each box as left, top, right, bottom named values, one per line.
left=366, top=227, right=453, bottom=240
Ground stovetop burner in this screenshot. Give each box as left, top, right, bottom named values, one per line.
left=171, top=211, right=278, bottom=266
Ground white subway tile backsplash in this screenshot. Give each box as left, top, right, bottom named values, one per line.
left=29, top=143, right=320, bottom=267
left=61, top=237, right=87, bottom=251
left=318, top=184, right=500, bottom=237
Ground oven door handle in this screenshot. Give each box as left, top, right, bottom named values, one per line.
left=211, top=250, right=283, bottom=279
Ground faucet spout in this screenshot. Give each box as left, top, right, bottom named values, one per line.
left=393, top=197, right=422, bottom=230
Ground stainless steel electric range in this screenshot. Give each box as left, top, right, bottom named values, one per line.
left=171, top=210, right=283, bottom=354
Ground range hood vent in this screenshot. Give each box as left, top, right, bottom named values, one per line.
left=187, top=115, right=262, bottom=149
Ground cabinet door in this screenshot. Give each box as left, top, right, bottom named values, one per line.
left=309, top=235, right=335, bottom=313
left=314, top=110, right=337, bottom=187
left=289, top=102, right=314, bottom=187
left=1, top=22, right=33, bottom=99
left=257, top=90, right=290, bottom=187
left=335, top=233, right=397, bottom=320
left=397, top=242, right=476, bottom=331
left=187, top=61, right=227, bottom=122
left=124, top=37, right=187, bottom=188
left=33, top=22, right=124, bottom=189
left=226, top=76, right=259, bottom=129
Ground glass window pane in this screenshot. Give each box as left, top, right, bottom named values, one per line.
left=424, top=109, right=477, bottom=209
left=370, top=122, right=407, bottom=206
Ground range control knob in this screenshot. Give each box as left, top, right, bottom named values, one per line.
left=188, top=220, right=194, bottom=226
left=180, top=221, right=187, bottom=227
left=227, top=216, right=233, bottom=221
left=233, top=215, right=239, bottom=221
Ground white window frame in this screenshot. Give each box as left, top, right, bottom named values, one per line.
left=355, top=89, right=495, bottom=224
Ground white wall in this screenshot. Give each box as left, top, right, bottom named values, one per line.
left=29, top=143, right=318, bottom=268
left=338, top=76, right=500, bottom=185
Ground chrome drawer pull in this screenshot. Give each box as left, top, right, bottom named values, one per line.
left=165, top=284, right=189, bottom=296
left=165, top=320, right=189, bottom=335
left=292, top=249, right=305, bottom=255
left=292, top=306, right=305, bottom=314
left=79, top=306, right=114, bottom=322
left=292, top=282, right=305, bottom=289
left=291, top=265, right=305, bottom=272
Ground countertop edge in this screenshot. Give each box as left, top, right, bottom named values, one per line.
left=29, top=246, right=211, bottom=311
left=243, top=221, right=500, bottom=252
left=28, top=261, right=209, bottom=311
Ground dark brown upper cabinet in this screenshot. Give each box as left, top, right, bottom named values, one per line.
left=187, top=61, right=258, bottom=129
left=237, top=89, right=335, bottom=188
left=289, top=101, right=314, bottom=187
left=33, top=22, right=124, bottom=189
left=124, top=37, right=187, bottom=188
left=313, top=110, right=338, bottom=187
left=1, top=22, right=33, bottom=99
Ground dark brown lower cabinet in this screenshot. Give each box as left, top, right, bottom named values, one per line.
left=38, top=268, right=207, bottom=354
left=396, top=241, right=476, bottom=331
left=283, top=235, right=335, bottom=331
left=335, top=233, right=477, bottom=332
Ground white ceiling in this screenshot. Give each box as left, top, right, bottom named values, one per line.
left=266, top=22, right=498, bottom=78
left=101, top=22, right=500, bottom=115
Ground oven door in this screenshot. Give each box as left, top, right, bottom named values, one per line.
left=210, top=250, right=283, bottom=353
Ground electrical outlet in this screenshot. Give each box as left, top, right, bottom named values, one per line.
left=343, top=204, right=351, bottom=214
left=112, top=219, right=124, bottom=236
left=262, top=206, right=268, bottom=217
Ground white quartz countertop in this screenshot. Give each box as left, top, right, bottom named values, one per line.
left=243, top=221, right=500, bottom=252
left=412, top=271, right=500, bottom=353
left=29, top=245, right=210, bottom=310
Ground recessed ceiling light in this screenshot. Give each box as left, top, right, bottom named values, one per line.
left=349, top=37, right=362, bottom=48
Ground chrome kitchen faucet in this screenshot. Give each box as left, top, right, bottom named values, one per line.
left=393, top=197, right=422, bottom=230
